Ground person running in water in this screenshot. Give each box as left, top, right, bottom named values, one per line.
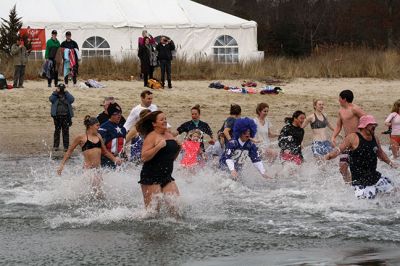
left=278, top=111, right=306, bottom=165
left=136, top=111, right=181, bottom=215
left=331, top=90, right=366, bottom=183
left=180, top=129, right=206, bottom=170
left=325, top=115, right=397, bottom=199
left=253, top=102, right=279, bottom=162
left=302, top=99, right=334, bottom=160
left=57, top=116, right=122, bottom=198
left=219, top=117, right=271, bottom=180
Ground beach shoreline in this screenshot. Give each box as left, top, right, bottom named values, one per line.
left=0, top=78, right=396, bottom=156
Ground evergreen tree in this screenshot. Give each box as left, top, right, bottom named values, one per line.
left=0, top=5, right=23, bottom=57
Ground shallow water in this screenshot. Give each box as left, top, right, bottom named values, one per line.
left=1, top=148, right=400, bottom=265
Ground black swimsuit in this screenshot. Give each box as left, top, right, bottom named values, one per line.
left=310, top=113, right=328, bottom=129
left=140, top=139, right=180, bottom=187
left=349, top=132, right=381, bottom=187
left=82, top=134, right=102, bottom=152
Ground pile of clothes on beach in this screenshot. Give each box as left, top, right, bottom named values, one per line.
left=208, top=80, right=283, bottom=95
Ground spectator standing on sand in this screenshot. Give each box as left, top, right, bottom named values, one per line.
left=45, top=30, right=61, bottom=87
left=60, top=31, right=79, bottom=86
left=331, top=90, right=366, bottom=183
left=49, top=84, right=74, bottom=152
left=138, top=37, right=155, bottom=87
left=156, top=36, right=175, bottom=89
left=10, top=38, right=29, bottom=88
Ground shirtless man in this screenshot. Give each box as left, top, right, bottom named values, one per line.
left=331, top=90, right=366, bottom=183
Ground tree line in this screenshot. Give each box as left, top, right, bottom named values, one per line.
left=195, top=0, right=400, bottom=56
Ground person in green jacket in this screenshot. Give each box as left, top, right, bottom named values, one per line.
left=45, top=30, right=61, bottom=87
left=10, top=38, right=29, bottom=88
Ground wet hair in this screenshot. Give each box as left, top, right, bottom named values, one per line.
left=230, top=104, right=241, bottom=115
left=191, top=104, right=201, bottom=115
left=256, top=102, right=269, bottom=115
left=136, top=111, right=163, bottom=137
left=313, top=99, right=322, bottom=110
left=140, top=90, right=153, bottom=99
left=83, top=115, right=99, bottom=129
left=339, top=90, right=354, bottom=103
left=284, top=110, right=305, bottom=124
left=233, top=117, right=257, bottom=139
left=391, top=99, right=400, bottom=113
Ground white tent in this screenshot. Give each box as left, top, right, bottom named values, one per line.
left=1, top=0, right=263, bottom=62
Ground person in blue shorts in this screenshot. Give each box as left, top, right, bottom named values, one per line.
left=302, top=99, right=335, bottom=159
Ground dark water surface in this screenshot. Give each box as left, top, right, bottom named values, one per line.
left=1, top=152, right=400, bottom=265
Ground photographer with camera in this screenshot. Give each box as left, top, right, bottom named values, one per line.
left=156, top=36, right=175, bottom=88
left=49, top=83, right=74, bottom=152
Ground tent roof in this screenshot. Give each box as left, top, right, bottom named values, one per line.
left=0, top=0, right=257, bottom=29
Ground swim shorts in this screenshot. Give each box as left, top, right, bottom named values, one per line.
left=280, top=152, right=302, bottom=165
left=353, top=176, right=394, bottom=199
left=311, top=140, right=333, bottom=156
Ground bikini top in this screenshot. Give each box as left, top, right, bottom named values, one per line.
left=310, top=113, right=328, bottom=129
left=82, top=134, right=102, bottom=152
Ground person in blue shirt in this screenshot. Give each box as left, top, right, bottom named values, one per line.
left=98, top=103, right=127, bottom=168
left=220, top=117, right=271, bottom=180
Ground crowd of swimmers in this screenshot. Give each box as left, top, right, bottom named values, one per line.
left=56, top=88, right=400, bottom=214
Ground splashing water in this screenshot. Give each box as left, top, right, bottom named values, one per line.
left=1, top=147, right=400, bottom=264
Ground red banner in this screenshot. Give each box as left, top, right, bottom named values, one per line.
left=19, top=27, right=46, bottom=50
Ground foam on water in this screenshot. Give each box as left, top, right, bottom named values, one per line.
left=1, top=147, right=400, bottom=243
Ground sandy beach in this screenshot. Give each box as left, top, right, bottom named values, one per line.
left=0, top=78, right=397, bottom=156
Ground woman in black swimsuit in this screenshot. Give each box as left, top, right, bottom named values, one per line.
left=136, top=111, right=181, bottom=214
left=57, top=115, right=122, bottom=198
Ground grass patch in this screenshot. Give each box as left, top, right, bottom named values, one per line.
left=1, top=47, right=400, bottom=81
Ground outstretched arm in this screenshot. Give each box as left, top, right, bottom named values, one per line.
left=376, top=137, right=396, bottom=168
left=331, top=116, right=343, bottom=147
left=325, top=133, right=354, bottom=161
left=57, top=136, right=81, bottom=175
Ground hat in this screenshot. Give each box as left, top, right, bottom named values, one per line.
left=51, top=30, right=57, bottom=35
left=358, top=115, right=378, bottom=129
left=107, top=103, right=122, bottom=116
left=57, top=83, right=66, bottom=90
left=65, top=31, right=71, bottom=36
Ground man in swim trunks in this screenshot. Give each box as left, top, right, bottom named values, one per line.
left=331, top=90, right=366, bottom=183
left=326, top=115, right=397, bottom=199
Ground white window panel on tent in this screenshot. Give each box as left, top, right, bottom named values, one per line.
left=81, top=36, right=111, bottom=58
left=212, top=35, right=239, bottom=64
